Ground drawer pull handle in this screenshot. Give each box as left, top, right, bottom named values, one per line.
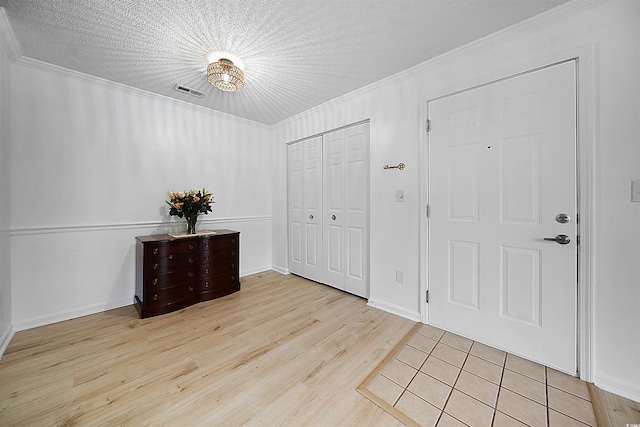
left=188, top=258, right=194, bottom=264
left=205, top=281, right=209, bottom=288
left=205, top=268, right=209, bottom=274
left=153, top=248, right=159, bottom=255
left=231, top=264, right=235, bottom=268
left=205, top=243, right=209, bottom=248
left=152, top=278, right=158, bottom=285
left=189, top=244, right=194, bottom=250
left=153, top=263, right=159, bottom=270
left=153, top=294, right=158, bottom=301
left=188, top=286, right=194, bottom=292
left=188, top=272, right=194, bottom=278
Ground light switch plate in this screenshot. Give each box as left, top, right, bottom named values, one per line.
left=632, top=180, right=640, bottom=202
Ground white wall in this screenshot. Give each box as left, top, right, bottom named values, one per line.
left=9, top=59, right=273, bottom=330
left=0, top=9, right=13, bottom=355
left=272, top=0, right=640, bottom=401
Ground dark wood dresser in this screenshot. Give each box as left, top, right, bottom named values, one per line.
left=134, top=229, right=240, bottom=318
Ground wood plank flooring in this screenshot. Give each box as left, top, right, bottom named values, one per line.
left=2, top=271, right=638, bottom=426
left=0, top=271, right=415, bottom=426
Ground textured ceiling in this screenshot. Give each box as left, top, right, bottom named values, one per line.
left=1, top=0, right=569, bottom=124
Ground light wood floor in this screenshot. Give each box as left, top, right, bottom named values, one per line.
left=1, top=271, right=638, bottom=426
left=0, top=271, right=415, bottom=426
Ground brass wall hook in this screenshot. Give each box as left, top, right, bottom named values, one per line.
left=383, top=163, right=405, bottom=170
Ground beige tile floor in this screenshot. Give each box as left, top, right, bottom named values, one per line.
left=361, top=324, right=596, bottom=427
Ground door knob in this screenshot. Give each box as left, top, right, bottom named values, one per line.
left=309, top=214, right=313, bottom=220
left=331, top=215, right=336, bottom=221
left=544, top=234, right=571, bottom=245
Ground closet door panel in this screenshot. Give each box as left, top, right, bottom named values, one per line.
left=344, top=124, right=369, bottom=297
left=303, top=137, right=323, bottom=282
left=323, top=130, right=346, bottom=288
left=287, top=143, right=304, bottom=275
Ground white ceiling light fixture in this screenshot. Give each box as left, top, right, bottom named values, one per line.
left=207, top=58, right=244, bottom=92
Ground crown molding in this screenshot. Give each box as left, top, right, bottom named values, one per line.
left=276, top=0, right=608, bottom=128
left=0, top=7, right=22, bottom=63
left=12, top=55, right=270, bottom=129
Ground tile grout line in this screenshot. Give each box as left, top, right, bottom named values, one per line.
left=444, top=340, right=474, bottom=426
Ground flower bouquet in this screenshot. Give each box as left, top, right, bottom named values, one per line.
left=166, top=188, right=214, bottom=234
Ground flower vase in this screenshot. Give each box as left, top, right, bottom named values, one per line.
left=185, top=214, right=198, bottom=234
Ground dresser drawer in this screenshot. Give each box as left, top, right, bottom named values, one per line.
left=199, top=261, right=237, bottom=278
left=200, top=235, right=237, bottom=250
left=199, top=272, right=239, bottom=291
left=145, top=268, right=197, bottom=288
left=199, top=274, right=240, bottom=300
left=200, top=247, right=237, bottom=264
left=145, top=240, right=198, bottom=258
left=143, top=282, right=198, bottom=307
left=145, top=253, right=198, bottom=273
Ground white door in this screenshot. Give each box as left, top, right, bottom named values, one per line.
left=428, top=61, right=577, bottom=373
left=323, top=123, right=370, bottom=297
left=287, top=142, right=304, bottom=276
left=288, top=136, right=323, bottom=282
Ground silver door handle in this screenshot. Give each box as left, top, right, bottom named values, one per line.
left=544, top=234, right=571, bottom=245
left=309, top=214, right=313, bottom=220
left=331, top=215, right=336, bottom=221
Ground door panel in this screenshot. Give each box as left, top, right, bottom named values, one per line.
left=287, top=143, right=304, bottom=275
left=302, top=137, right=323, bottom=282
left=323, top=123, right=369, bottom=297
left=429, top=61, right=577, bottom=373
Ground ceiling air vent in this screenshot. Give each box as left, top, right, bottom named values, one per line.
left=173, top=84, right=205, bottom=98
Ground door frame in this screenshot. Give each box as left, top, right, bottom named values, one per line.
left=419, top=45, right=597, bottom=382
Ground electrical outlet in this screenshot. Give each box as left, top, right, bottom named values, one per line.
left=632, top=180, right=640, bottom=202
left=396, top=269, right=404, bottom=283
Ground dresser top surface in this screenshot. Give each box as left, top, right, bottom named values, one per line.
left=136, top=229, right=239, bottom=243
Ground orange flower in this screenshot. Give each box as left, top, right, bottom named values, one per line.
left=193, top=196, right=200, bottom=202
left=174, top=202, right=182, bottom=209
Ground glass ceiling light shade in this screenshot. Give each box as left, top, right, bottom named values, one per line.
left=207, top=58, right=244, bottom=92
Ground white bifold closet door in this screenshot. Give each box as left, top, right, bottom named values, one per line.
left=287, top=136, right=323, bottom=283
left=287, top=122, right=369, bottom=298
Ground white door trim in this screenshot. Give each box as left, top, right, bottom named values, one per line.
left=419, top=44, right=597, bottom=382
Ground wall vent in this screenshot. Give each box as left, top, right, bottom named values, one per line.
left=173, top=84, right=205, bottom=98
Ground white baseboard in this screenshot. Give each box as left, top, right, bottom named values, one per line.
left=367, top=298, right=421, bottom=322
left=594, top=372, right=640, bottom=404
left=0, top=322, right=15, bottom=359
left=270, top=264, right=290, bottom=275
left=240, top=265, right=273, bottom=277
left=13, top=297, right=132, bottom=332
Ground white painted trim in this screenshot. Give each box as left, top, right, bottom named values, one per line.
left=12, top=296, right=132, bottom=332
left=594, top=372, right=640, bottom=404
left=367, top=299, right=420, bottom=323
left=12, top=267, right=273, bottom=332
left=419, top=44, right=597, bottom=382
left=275, top=0, right=606, bottom=128
left=240, top=266, right=273, bottom=277
left=12, top=56, right=270, bottom=129
left=0, top=8, right=21, bottom=63
left=0, top=322, right=15, bottom=359
left=271, top=265, right=290, bottom=275
left=10, top=215, right=272, bottom=236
